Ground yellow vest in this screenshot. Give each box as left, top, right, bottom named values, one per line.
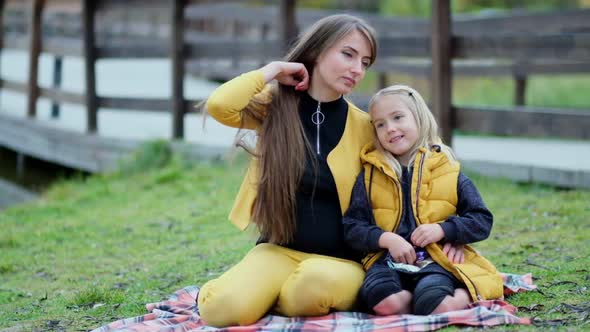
left=206, top=70, right=374, bottom=230
left=360, top=143, right=503, bottom=301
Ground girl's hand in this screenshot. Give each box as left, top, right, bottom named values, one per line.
left=411, top=224, right=445, bottom=248
left=260, top=61, right=309, bottom=91
left=443, top=243, right=465, bottom=264
left=379, top=232, right=416, bottom=265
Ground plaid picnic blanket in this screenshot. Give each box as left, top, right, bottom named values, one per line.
left=93, top=273, right=536, bottom=332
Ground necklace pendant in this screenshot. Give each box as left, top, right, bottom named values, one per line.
left=312, top=102, right=324, bottom=155
left=311, top=107, right=325, bottom=125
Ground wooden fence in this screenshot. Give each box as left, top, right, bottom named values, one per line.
left=1, top=0, right=589, bottom=150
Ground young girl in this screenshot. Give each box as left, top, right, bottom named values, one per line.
left=342, top=85, right=503, bottom=316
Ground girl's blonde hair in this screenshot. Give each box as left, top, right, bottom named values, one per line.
left=368, top=85, right=456, bottom=177
left=238, top=15, right=377, bottom=244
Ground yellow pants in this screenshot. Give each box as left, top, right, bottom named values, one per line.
left=197, top=243, right=365, bottom=327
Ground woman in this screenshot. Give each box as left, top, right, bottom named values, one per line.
left=198, top=14, right=377, bottom=327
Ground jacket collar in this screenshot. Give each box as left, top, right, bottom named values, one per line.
left=360, top=143, right=452, bottom=179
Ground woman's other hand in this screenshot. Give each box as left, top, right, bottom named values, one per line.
left=443, top=243, right=465, bottom=264
left=261, top=61, right=309, bottom=91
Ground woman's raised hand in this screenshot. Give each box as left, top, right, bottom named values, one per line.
left=260, top=61, right=310, bottom=91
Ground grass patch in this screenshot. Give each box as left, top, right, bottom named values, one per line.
left=365, top=72, right=590, bottom=111
left=68, top=286, right=125, bottom=309
left=0, top=234, right=19, bottom=248
left=0, top=262, right=16, bottom=274
left=453, top=75, right=590, bottom=109
left=1, top=145, right=589, bottom=330
left=117, top=139, right=174, bottom=175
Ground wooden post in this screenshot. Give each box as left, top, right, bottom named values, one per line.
left=378, top=73, right=388, bottom=89
left=514, top=75, right=527, bottom=106
left=279, top=0, right=297, bottom=52
left=82, top=0, right=98, bottom=133
left=431, top=0, right=453, bottom=146
left=26, top=0, right=45, bottom=119
left=171, top=0, right=186, bottom=139
left=260, top=22, right=270, bottom=67
left=51, top=56, right=63, bottom=118
left=231, top=20, right=240, bottom=69
left=16, top=153, right=25, bottom=179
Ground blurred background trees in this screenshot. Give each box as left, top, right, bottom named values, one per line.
left=294, top=0, right=589, bottom=16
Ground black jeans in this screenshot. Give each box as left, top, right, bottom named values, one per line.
left=359, top=256, right=461, bottom=315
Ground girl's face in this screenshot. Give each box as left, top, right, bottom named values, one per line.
left=310, top=29, right=372, bottom=101
left=371, top=95, right=419, bottom=166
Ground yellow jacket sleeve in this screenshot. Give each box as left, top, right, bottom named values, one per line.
left=205, top=70, right=270, bottom=130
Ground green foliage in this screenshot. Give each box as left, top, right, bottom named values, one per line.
left=376, top=0, right=586, bottom=16
left=0, top=262, right=15, bottom=274
left=294, top=0, right=589, bottom=16
left=0, top=234, right=19, bottom=248
left=527, top=76, right=590, bottom=109
left=69, top=287, right=125, bottom=308
left=452, top=76, right=590, bottom=109
left=453, top=0, right=583, bottom=13
left=356, top=70, right=379, bottom=94
left=117, top=140, right=173, bottom=175
left=379, top=0, right=430, bottom=17
left=378, top=73, right=590, bottom=110
left=0, top=150, right=252, bottom=330
left=297, top=0, right=339, bottom=9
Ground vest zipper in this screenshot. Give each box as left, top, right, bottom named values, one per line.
left=455, top=265, right=484, bottom=301
left=362, top=166, right=402, bottom=270
left=414, top=152, right=426, bottom=224
left=393, top=178, right=401, bottom=231
left=413, top=151, right=481, bottom=301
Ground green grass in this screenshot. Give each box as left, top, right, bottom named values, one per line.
left=1, top=144, right=589, bottom=331
left=364, top=72, right=590, bottom=110
left=454, top=75, right=590, bottom=109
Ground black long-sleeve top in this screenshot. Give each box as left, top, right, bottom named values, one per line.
left=258, top=92, right=361, bottom=261
left=342, top=167, right=493, bottom=257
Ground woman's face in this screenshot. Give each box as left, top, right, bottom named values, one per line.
left=310, top=29, right=372, bottom=101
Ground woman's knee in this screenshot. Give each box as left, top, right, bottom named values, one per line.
left=198, top=244, right=296, bottom=326
left=278, top=258, right=364, bottom=316
left=198, top=280, right=263, bottom=327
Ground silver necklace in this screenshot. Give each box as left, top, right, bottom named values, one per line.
left=311, top=101, right=325, bottom=155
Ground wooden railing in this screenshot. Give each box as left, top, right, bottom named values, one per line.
left=1, top=0, right=589, bottom=146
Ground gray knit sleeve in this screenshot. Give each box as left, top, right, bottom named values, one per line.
left=439, top=172, right=493, bottom=244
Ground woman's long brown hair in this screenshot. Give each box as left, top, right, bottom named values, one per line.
left=241, top=15, right=377, bottom=244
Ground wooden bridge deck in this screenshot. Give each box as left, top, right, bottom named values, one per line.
left=0, top=111, right=227, bottom=173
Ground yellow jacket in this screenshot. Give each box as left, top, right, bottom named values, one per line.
left=359, top=143, right=503, bottom=301
left=206, top=70, right=374, bottom=230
